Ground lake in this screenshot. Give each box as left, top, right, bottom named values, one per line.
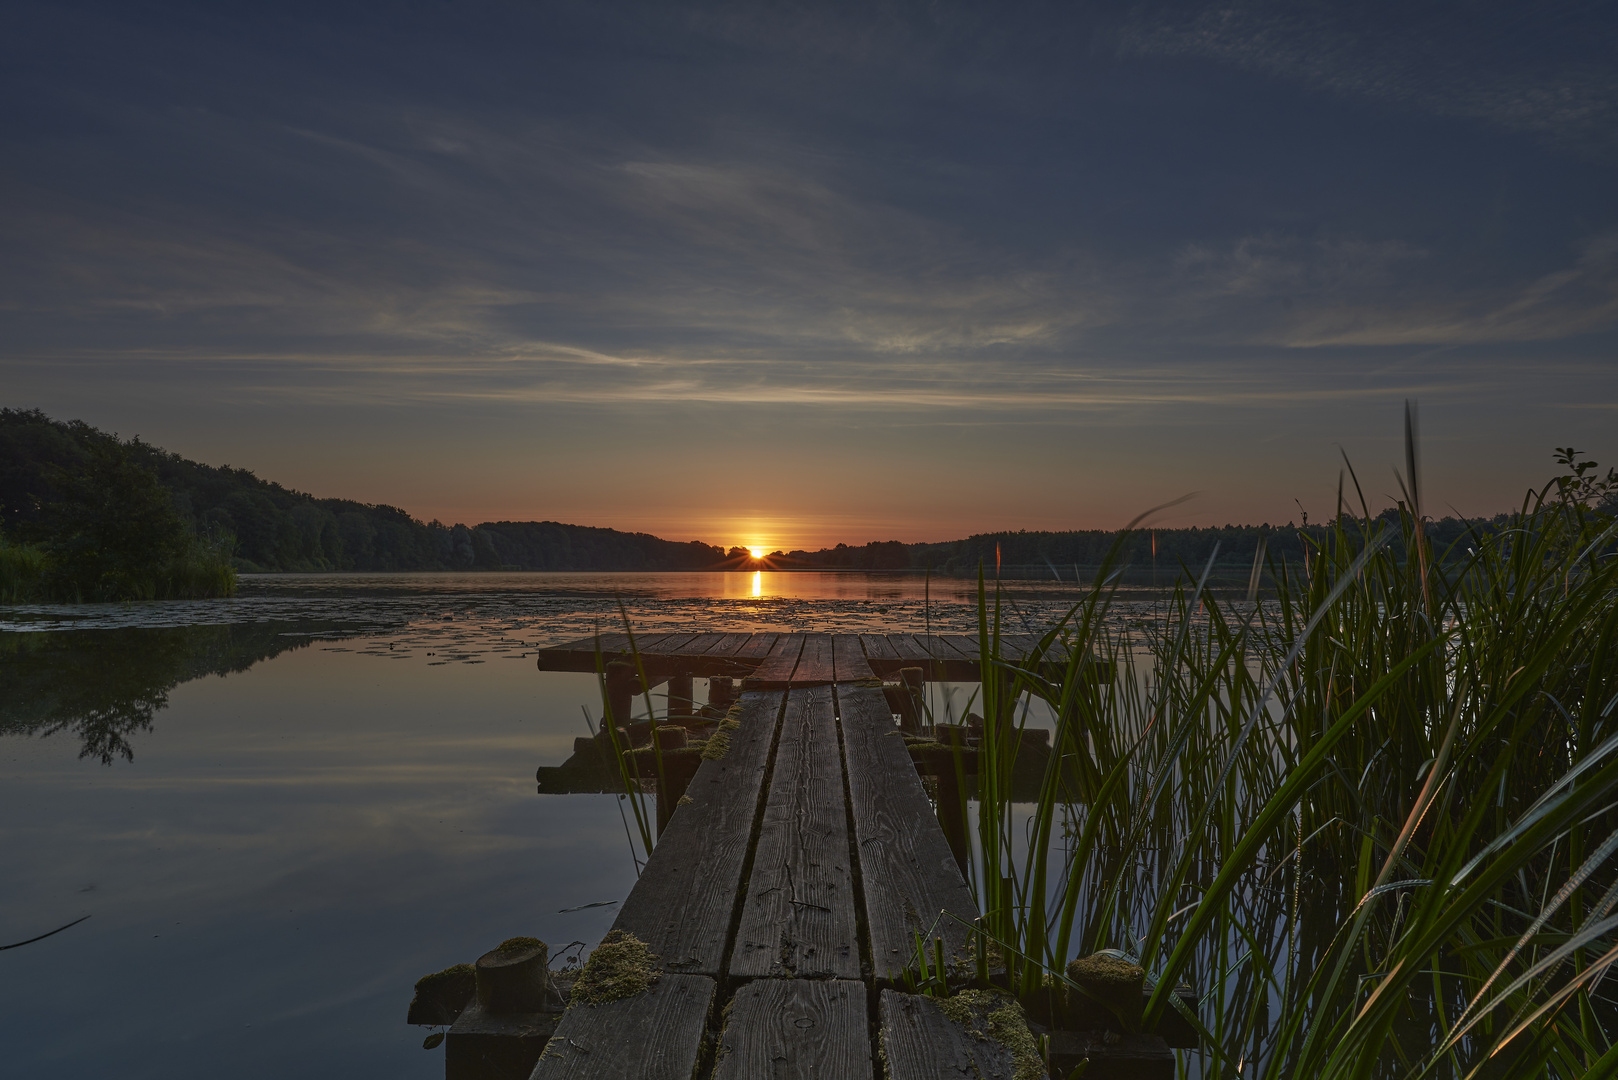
left=1, top=571, right=1119, bottom=1079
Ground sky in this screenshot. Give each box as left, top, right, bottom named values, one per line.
left=3, top=1, right=1616, bottom=550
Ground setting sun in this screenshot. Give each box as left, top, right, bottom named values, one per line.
left=747, top=546, right=767, bottom=559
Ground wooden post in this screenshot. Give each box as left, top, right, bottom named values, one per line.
left=604, top=661, right=641, bottom=731
left=912, top=746, right=975, bottom=877
left=650, top=752, right=699, bottom=836
left=934, top=762, right=969, bottom=877
left=708, top=675, right=735, bottom=712
left=474, top=941, right=562, bottom=1013
left=667, top=671, right=694, bottom=719
left=897, top=667, right=924, bottom=732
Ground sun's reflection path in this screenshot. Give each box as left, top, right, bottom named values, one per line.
left=751, top=570, right=762, bottom=598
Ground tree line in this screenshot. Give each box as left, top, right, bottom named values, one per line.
left=5, top=408, right=1607, bottom=600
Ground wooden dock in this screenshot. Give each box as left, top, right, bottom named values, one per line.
left=530, top=629, right=1094, bottom=685
left=420, top=630, right=1178, bottom=1079
left=531, top=632, right=991, bottom=1079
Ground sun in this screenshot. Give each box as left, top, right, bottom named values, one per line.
left=747, top=546, right=767, bottom=559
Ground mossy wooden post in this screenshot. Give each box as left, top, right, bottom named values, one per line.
left=604, top=660, right=640, bottom=732
left=446, top=939, right=564, bottom=1080
left=667, top=671, right=693, bottom=719
left=476, top=940, right=561, bottom=1013
left=1065, top=953, right=1145, bottom=1030
left=634, top=736, right=700, bottom=836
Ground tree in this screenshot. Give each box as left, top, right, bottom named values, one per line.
left=43, top=442, right=193, bottom=600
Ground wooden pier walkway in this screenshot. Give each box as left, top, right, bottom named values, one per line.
left=421, top=630, right=1177, bottom=1079
left=532, top=631, right=986, bottom=1078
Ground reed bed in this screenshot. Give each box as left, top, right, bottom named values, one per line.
left=957, top=450, right=1618, bottom=1077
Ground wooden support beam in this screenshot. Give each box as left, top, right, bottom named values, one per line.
left=604, top=661, right=641, bottom=730
left=665, top=672, right=693, bottom=719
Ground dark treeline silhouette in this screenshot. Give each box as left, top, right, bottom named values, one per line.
left=772, top=516, right=1508, bottom=578
left=8, top=408, right=1595, bottom=585
left=1, top=409, right=725, bottom=577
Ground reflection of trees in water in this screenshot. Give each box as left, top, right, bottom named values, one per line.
left=0, top=624, right=339, bottom=763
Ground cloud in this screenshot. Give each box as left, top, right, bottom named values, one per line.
left=1115, top=0, right=1618, bottom=159
left=2, top=5, right=1615, bottom=429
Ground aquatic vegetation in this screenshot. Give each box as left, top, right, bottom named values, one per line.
left=958, top=431, right=1618, bottom=1077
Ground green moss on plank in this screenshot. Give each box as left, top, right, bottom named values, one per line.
left=571, top=930, right=660, bottom=1005
left=701, top=713, right=742, bottom=760
left=414, top=962, right=475, bottom=993
left=935, top=990, right=1045, bottom=1080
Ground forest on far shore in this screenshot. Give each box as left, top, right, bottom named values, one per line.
left=6, top=408, right=1606, bottom=600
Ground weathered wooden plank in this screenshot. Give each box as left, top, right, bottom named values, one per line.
left=837, top=684, right=978, bottom=978
left=894, top=633, right=947, bottom=661
left=695, top=632, right=752, bottom=657
left=713, top=979, right=871, bottom=1080
left=937, top=634, right=982, bottom=660
left=878, top=989, right=1018, bottom=1080
left=859, top=634, right=902, bottom=661
left=732, top=632, right=782, bottom=660
left=676, top=632, right=730, bottom=657
left=534, top=634, right=633, bottom=672
left=732, top=689, right=859, bottom=979
left=790, top=634, right=836, bottom=685
left=638, top=632, right=702, bottom=655
left=607, top=691, right=785, bottom=976
left=747, top=634, right=805, bottom=688
left=831, top=634, right=876, bottom=682
left=897, top=634, right=982, bottom=680
left=529, top=974, right=715, bottom=1080
left=883, top=634, right=935, bottom=662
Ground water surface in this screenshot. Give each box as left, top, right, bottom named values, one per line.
left=3, top=571, right=1121, bottom=1078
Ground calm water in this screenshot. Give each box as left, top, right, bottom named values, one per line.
left=1, top=571, right=1123, bottom=1079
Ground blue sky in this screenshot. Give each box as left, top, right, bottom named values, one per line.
left=4, top=1, right=1615, bottom=548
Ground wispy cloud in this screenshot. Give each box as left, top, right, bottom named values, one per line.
left=1115, top=1, right=1618, bottom=159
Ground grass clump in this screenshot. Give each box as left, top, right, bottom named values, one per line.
left=936, top=989, right=1045, bottom=1080
left=570, top=930, right=659, bottom=1005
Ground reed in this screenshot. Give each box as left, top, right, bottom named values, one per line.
left=956, top=433, right=1618, bottom=1077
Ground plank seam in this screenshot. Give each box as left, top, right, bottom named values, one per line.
left=831, top=682, right=883, bottom=1077
left=704, top=687, right=793, bottom=1066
